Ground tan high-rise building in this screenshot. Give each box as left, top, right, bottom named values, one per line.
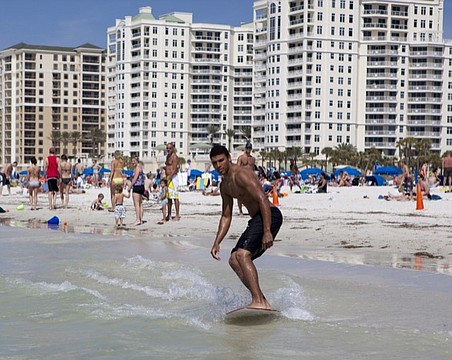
left=0, top=43, right=106, bottom=165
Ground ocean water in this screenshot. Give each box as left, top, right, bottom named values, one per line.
left=0, top=223, right=451, bottom=359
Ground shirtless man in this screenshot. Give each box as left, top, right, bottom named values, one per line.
left=442, top=152, right=452, bottom=193
left=165, top=142, right=180, bottom=221
left=26, top=157, right=41, bottom=210
left=75, top=159, right=84, bottom=177
left=236, top=142, right=256, bottom=215
left=209, top=145, right=283, bottom=310
left=109, top=151, right=125, bottom=211
left=0, top=161, right=17, bottom=196
left=59, top=154, right=72, bottom=208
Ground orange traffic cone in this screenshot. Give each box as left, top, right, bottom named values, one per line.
left=416, top=183, right=424, bottom=210
left=272, top=185, right=279, bottom=206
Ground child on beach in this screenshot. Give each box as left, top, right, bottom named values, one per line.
left=113, top=185, right=131, bottom=227
left=157, top=178, right=168, bottom=225
left=90, top=193, right=105, bottom=210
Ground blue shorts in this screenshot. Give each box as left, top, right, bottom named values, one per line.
left=232, top=207, right=283, bottom=260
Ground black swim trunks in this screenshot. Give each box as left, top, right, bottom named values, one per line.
left=62, top=178, right=71, bottom=185
left=0, top=173, right=9, bottom=186
left=232, top=206, right=283, bottom=260
left=47, top=178, right=59, bottom=192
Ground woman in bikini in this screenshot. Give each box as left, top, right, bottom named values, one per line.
left=27, top=157, right=41, bottom=210
left=109, top=151, right=125, bottom=211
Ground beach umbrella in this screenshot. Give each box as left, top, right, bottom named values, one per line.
left=189, top=142, right=212, bottom=150
left=374, top=166, right=402, bottom=176
left=122, top=169, right=133, bottom=176
left=153, top=144, right=167, bottom=152
left=300, top=167, right=323, bottom=180
left=83, top=168, right=93, bottom=176
left=19, top=170, right=28, bottom=176
left=99, top=168, right=111, bottom=175
left=333, top=167, right=361, bottom=177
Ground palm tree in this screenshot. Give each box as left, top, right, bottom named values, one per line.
left=207, top=124, right=220, bottom=144
left=225, top=128, right=236, bottom=151
left=70, top=131, right=81, bottom=157
left=89, top=128, right=107, bottom=157
left=48, top=130, right=61, bottom=149
left=321, top=146, right=334, bottom=172
left=240, top=126, right=252, bottom=142
left=259, top=150, right=269, bottom=167
left=60, top=131, right=70, bottom=154
left=331, top=143, right=357, bottom=166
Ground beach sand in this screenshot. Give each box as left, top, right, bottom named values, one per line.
left=1, top=184, right=451, bottom=274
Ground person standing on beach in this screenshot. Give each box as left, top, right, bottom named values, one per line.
left=109, top=151, right=125, bottom=211
left=165, top=142, right=180, bottom=221
left=26, top=157, right=41, bottom=210
left=92, top=160, right=101, bottom=188
left=209, top=145, right=283, bottom=310
left=0, top=161, right=17, bottom=196
left=113, top=185, right=130, bottom=227
left=43, top=147, right=60, bottom=210
left=75, top=159, right=84, bottom=177
left=399, top=159, right=414, bottom=200
left=236, top=142, right=256, bottom=216
left=130, top=156, right=145, bottom=225
left=442, top=152, right=452, bottom=193
left=59, top=154, right=72, bottom=209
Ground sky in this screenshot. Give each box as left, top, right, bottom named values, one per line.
left=0, top=0, right=451, bottom=50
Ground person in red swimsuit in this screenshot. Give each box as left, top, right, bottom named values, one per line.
left=44, top=147, right=60, bottom=210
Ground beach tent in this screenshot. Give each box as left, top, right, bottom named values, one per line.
left=210, top=169, right=220, bottom=182
left=333, top=167, right=361, bottom=178
left=188, top=169, right=203, bottom=180
left=300, top=167, right=323, bottom=180
left=365, top=175, right=386, bottom=186
left=374, top=166, right=402, bottom=176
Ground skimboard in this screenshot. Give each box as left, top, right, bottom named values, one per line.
left=225, top=306, right=280, bottom=324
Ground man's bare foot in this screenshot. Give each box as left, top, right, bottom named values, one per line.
left=247, top=298, right=272, bottom=310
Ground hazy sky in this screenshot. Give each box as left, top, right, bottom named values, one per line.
left=0, top=0, right=451, bottom=49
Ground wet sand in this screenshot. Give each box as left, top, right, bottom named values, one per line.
left=1, top=184, right=451, bottom=275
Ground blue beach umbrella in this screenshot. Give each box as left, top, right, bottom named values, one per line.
left=333, top=167, right=361, bottom=177
left=300, top=167, right=323, bottom=180
left=374, top=166, right=402, bottom=176
left=122, top=169, right=133, bottom=177
left=83, top=168, right=93, bottom=176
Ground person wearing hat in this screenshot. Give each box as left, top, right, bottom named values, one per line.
left=236, top=142, right=256, bottom=216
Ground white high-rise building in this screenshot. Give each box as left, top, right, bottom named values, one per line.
left=106, top=7, right=254, bottom=162
left=252, top=0, right=452, bottom=157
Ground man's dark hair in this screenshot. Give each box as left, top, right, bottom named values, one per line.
left=61, top=154, right=67, bottom=160
left=210, top=145, right=230, bottom=159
